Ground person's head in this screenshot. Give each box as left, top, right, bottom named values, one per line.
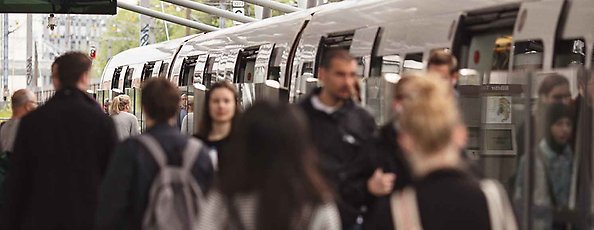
left=318, top=49, right=357, bottom=101
left=52, top=52, right=92, bottom=90
left=197, top=81, right=239, bottom=138
left=398, top=76, right=466, bottom=173
left=180, top=94, right=187, bottom=109
left=539, top=74, right=571, bottom=105
left=391, top=76, right=414, bottom=119
left=110, top=95, right=131, bottom=115
left=545, top=103, right=573, bottom=147
left=103, top=99, right=110, bottom=113
left=427, top=50, right=459, bottom=87
left=186, top=95, right=194, bottom=112
left=141, top=78, right=181, bottom=126
left=11, top=89, right=37, bottom=118
left=219, top=101, right=331, bottom=230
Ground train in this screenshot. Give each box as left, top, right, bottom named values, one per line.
left=38, top=0, right=593, bottom=159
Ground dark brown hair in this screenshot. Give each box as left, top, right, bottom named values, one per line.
left=538, top=73, right=569, bottom=96
left=53, top=52, right=92, bottom=88
left=428, top=50, right=458, bottom=74
left=196, top=81, right=239, bottom=138
left=141, top=78, right=181, bottom=123
left=219, top=101, right=332, bottom=230
left=319, top=48, right=355, bottom=69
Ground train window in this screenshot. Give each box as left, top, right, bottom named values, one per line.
left=268, top=46, right=285, bottom=82
left=315, top=31, right=356, bottom=78
left=158, top=62, right=169, bottom=78
left=204, top=56, right=216, bottom=88
left=123, top=68, right=134, bottom=89
left=141, top=62, right=155, bottom=82
left=554, top=39, right=586, bottom=68
left=403, top=53, right=423, bottom=74
left=236, top=46, right=259, bottom=83
left=111, top=66, right=123, bottom=89
left=513, top=40, right=543, bottom=70
left=179, top=56, right=198, bottom=87
left=381, top=55, right=401, bottom=82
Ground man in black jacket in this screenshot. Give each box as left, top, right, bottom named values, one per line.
left=299, top=49, right=394, bottom=229
left=95, top=78, right=213, bottom=230
left=0, top=52, right=118, bottom=230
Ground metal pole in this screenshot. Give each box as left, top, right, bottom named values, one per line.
left=26, top=14, right=33, bottom=89
left=219, top=0, right=225, bottom=29
left=3, top=14, right=8, bottom=96
left=160, top=2, right=170, bottom=41
left=118, top=1, right=219, bottom=32
left=160, top=0, right=256, bottom=23
left=241, top=0, right=300, bottom=13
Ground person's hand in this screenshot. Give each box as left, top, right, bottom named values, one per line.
left=367, top=168, right=396, bottom=196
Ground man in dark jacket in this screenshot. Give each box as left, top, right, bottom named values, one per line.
left=299, top=49, right=394, bottom=229
left=0, top=52, right=118, bottom=230
left=95, top=78, right=214, bottom=230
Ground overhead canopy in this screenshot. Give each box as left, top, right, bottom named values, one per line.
left=0, top=0, right=117, bottom=14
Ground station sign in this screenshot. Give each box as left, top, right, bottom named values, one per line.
left=233, top=0, right=245, bottom=26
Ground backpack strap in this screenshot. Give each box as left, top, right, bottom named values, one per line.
left=390, top=187, right=422, bottom=230
left=480, top=179, right=518, bottom=230
left=137, top=135, right=167, bottom=168
left=182, top=138, right=202, bottom=171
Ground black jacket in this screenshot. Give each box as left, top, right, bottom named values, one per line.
left=298, top=88, right=377, bottom=228
left=95, top=123, right=214, bottom=230
left=408, top=169, right=491, bottom=230
left=363, top=123, right=412, bottom=230
left=0, top=88, right=118, bottom=230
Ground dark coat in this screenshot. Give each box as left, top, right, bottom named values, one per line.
left=0, top=88, right=118, bottom=230
left=95, top=123, right=214, bottom=230
left=298, top=88, right=377, bottom=228
left=411, top=169, right=491, bottom=230
left=363, top=123, right=412, bottom=230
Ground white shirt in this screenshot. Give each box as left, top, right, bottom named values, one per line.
left=311, top=96, right=339, bottom=114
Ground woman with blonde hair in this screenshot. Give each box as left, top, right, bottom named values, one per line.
left=390, top=75, right=517, bottom=230
left=110, top=95, right=140, bottom=141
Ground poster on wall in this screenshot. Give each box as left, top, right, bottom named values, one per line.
left=485, top=96, right=512, bottom=124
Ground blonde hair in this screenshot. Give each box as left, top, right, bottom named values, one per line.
left=110, top=95, right=131, bottom=115
left=399, top=75, right=460, bottom=154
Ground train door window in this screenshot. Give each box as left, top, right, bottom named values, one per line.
left=381, top=55, right=401, bottom=82
left=554, top=39, right=586, bottom=68
left=204, top=56, right=217, bottom=88
left=179, top=56, right=198, bottom=87
left=193, top=55, right=208, bottom=86
left=111, top=66, right=123, bottom=89
left=315, top=30, right=355, bottom=78
left=123, top=68, right=134, bottom=89
left=235, top=46, right=260, bottom=83
left=402, top=53, right=424, bottom=74
left=513, top=40, right=543, bottom=70
left=158, top=62, right=169, bottom=78
left=141, top=62, right=155, bottom=82
left=454, top=3, right=518, bottom=74
left=269, top=47, right=285, bottom=83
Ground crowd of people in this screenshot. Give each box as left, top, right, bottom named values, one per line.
left=0, top=47, right=582, bottom=230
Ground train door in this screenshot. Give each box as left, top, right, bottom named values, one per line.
left=251, top=43, right=286, bottom=103
left=141, top=61, right=155, bottom=83
left=350, top=27, right=383, bottom=122
left=235, top=46, right=259, bottom=108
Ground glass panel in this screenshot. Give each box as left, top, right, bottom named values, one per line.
left=554, top=39, right=586, bottom=68
left=513, top=40, right=544, bottom=71
left=403, top=53, right=423, bottom=75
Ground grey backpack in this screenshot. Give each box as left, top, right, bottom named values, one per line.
left=137, top=135, right=205, bottom=230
